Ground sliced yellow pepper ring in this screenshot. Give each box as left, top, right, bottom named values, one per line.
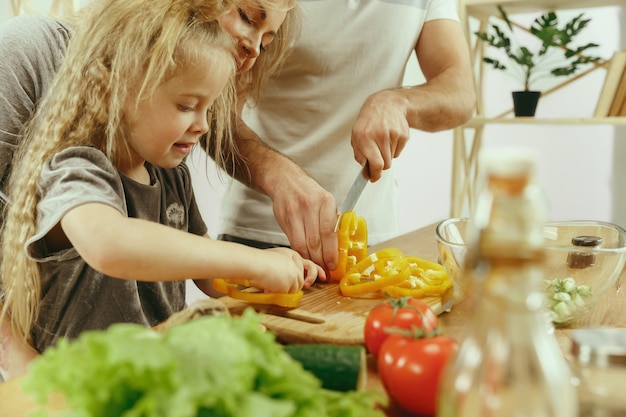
left=339, top=248, right=409, bottom=297
left=213, top=279, right=303, bottom=308
left=383, top=283, right=453, bottom=299
left=383, top=255, right=452, bottom=298
left=212, top=278, right=230, bottom=294
left=329, top=211, right=368, bottom=281
left=405, top=256, right=445, bottom=272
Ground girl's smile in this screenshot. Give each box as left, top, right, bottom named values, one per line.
left=172, top=141, right=196, bottom=157
left=122, top=50, right=233, bottom=181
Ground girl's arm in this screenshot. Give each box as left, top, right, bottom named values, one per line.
left=0, top=308, right=39, bottom=381
left=191, top=234, right=323, bottom=299
left=58, top=203, right=321, bottom=294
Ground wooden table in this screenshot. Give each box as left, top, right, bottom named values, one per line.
left=2, top=223, right=624, bottom=416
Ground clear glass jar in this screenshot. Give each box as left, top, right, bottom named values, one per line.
left=570, top=328, right=626, bottom=417
left=567, top=236, right=602, bottom=269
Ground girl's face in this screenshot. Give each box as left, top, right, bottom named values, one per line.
left=218, top=0, right=288, bottom=73
left=123, top=54, right=232, bottom=177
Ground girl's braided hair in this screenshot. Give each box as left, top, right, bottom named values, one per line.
left=0, top=0, right=238, bottom=343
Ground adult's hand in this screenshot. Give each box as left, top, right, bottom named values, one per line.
left=270, top=173, right=339, bottom=273
left=230, top=117, right=340, bottom=272
left=350, top=90, right=411, bottom=182
left=349, top=19, right=475, bottom=182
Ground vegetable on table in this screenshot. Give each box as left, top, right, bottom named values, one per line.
left=329, top=210, right=369, bottom=281
left=378, top=327, right=458, bottom=416
left=213, top=278, right=303, bottom=308
left=283, top=344, right=367, bottom=392
left=339, top=248, right=452, bottom=301
left=382, top=256, right=453, bottom=300
left=364, top=293, right=439, bottom=359
left=339, top=248, right=409, bottom=297
left=22, top=310, right=387, bottom=417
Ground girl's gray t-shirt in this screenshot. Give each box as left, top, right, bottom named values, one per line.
left=25, top=146, right=207, bottom=353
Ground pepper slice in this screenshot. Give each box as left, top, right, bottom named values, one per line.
left=213, top=279, right=303, bottom=308
left=329, top=211, right=368, bottom=281
left=212, top=278, right=249, bottom=293
left=383, top=256, right=452, bottom=299
left=339, top=248, right=409, bottom=296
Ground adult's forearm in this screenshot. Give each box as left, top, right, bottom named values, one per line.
left=230, top=117, right=310, bottom=201
left=401, top=69, right=476, bottom=133
left=401, top=18, right=476, bottom=132
left=228, top=116, right=339, bottom=271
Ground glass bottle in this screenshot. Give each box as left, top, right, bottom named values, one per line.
left=437, top=148, right=578, bottom=417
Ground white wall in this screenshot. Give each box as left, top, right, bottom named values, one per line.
left=2, top=3, right=623, bottom=237
left=611, top=12, right=626, bottom=228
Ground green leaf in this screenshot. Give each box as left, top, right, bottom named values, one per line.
left=474, top=6, right=605, bottom=91
left=483, top=57, right=507, bottom=70
left=21, top=310, right=386, bottom=417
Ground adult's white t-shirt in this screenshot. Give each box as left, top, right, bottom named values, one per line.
left=220, top=0, right=459, bottom=245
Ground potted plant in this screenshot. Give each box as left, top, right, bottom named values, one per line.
left=475, top=6, right=604, bottom=116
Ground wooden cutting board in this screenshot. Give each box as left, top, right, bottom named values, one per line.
left=220, top=282, right=449, bottom=345
left=220, top=224, right=448, bottom=345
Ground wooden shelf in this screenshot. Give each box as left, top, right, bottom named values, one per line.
left=465, top=0, right=625, bottom=19
left=463, top=116, right=626, bottom=128
left=451, top=0, right=625, bottom=218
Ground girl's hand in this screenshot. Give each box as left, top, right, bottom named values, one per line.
left=302, top=258, right=327, bottom=289
left=249, top=248, right=325, bottom=293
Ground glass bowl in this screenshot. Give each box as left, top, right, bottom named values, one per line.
left=436, top=218, right=626, bottom=326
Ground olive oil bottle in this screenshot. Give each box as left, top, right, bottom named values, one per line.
left=436, top=148, right=577, bottom=417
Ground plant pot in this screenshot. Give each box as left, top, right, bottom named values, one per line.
left=512, top=91, right=541, bottom=117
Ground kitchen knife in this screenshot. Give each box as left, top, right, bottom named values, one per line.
left=334, top=164, right=370, bottom=232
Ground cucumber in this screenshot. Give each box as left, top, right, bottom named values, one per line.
left=283, top=344, right=367, bottom=392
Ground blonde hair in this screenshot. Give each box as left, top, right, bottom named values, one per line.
left=236, top=0, right=300, bottom=103
left=1, top=0, right=237, bottom=343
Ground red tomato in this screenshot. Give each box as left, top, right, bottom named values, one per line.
left=364, top=296, right=439, bottom=359
left=378, top=334, right=458, bottom=416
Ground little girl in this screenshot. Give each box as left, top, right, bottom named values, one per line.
left=0, top=0, right=321, bottom=355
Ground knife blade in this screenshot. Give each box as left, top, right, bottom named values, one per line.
left=334, top=164, right=370, bottom=232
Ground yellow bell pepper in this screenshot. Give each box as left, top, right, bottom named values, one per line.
left=213, top=279, right=303, bottom=308
left=329, top=211, right=368, bottom=281
left=382, top=256, right=452, bottom=298
left=339, top=248, right=409, bottom=296
left=328, top=211, right=451, bottom=300
left=338, top=247, right=453, bottom=299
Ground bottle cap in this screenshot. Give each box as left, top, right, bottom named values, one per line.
left=479, top=147, right=537, bottom=178
left=571, top=328, right=626, bottom=367
left=572, top=236, right=603, bottom=247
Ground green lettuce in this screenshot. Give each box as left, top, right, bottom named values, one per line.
left=22, top=309, right=385, bottom=417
